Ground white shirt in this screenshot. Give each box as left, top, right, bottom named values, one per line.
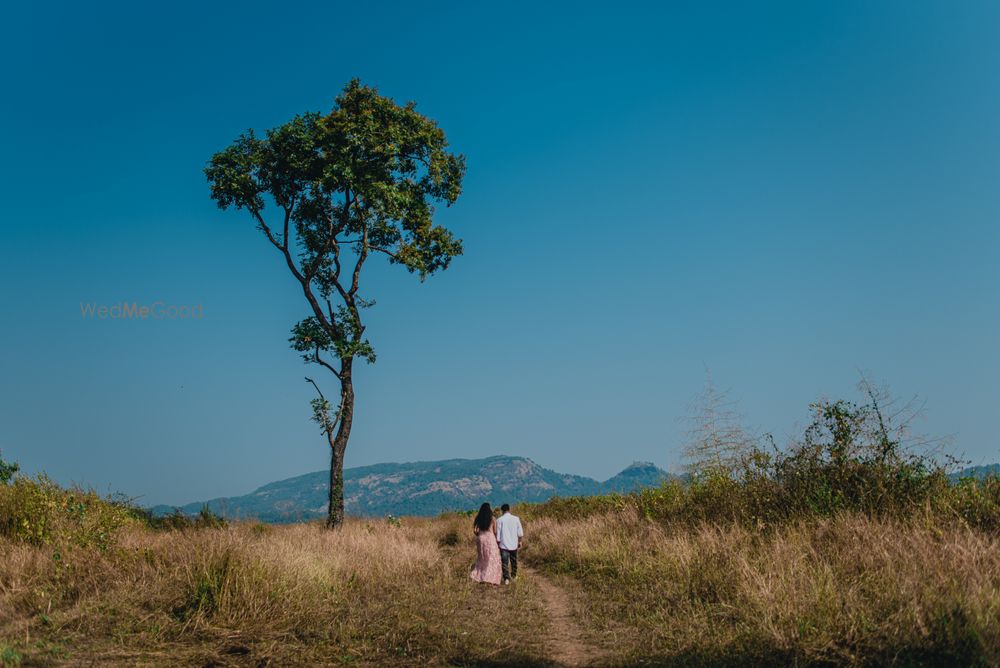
left=496, top=513, right=523, bottom=551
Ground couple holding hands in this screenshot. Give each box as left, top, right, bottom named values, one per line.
left=469, top=503, right=523, bottom=586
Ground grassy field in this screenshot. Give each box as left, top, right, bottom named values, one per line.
left=2, top=465, right=999, bottom=666
left=523, top=509, right=1000, bottom=666
left=0, top=503, right=551, bottom=666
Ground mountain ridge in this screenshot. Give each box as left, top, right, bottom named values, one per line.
left=150, top=455, right=674, bottom=523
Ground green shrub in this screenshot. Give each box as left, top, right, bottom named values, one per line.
left=438, top=528, right=460, bottom=547
left=128, top=505, right=229, bottom=531
left=0, top=474, right=137, bottom=549
left=0, top=452, right=18, bottom=485
left=526, top=393, right=1000, bottom=531
left=0, top=645, right=22, bottom=667
left=940, top=477, right=1000, bottom=532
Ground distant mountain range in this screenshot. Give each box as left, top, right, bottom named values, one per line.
left=951, top=464, right=1000, bottom=481
left=150, top=456, right=673, bottom=523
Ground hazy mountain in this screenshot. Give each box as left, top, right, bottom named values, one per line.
left=149, top=455, right=672, bottom=522
left=602, top=461, right=673, bottom=493
left=951, top=464, right=1000, bottom=481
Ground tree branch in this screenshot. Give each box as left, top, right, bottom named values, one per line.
left=305, top=376, right=326, bottom=401
left=251, top=208, right=344, bottom=343
left=349, top=222, right=369, bottom=298
left=251, top=208, right=285, bottom=253
left=313, top=344, right=342, bottom=379
left=305, top=376, right=341, bottom=440
left=369, top=245, right=404, bottom=263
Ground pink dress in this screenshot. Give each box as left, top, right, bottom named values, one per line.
left=470, top=522, right=502, bottom=585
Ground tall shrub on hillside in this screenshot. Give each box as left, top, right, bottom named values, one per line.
left=0, top=452, right=18, bottom=484
left=681, top=375, right=757, bottom=478
left=0, top=473, right=137, bottom=548
left=775, top=380, right=949, bottom=516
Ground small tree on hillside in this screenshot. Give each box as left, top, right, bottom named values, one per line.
left=792, top=377, right=946, bottom=470
left=776, top=377, right=950, bottom=514
left=205, top=80, right=466, bottom=528
left=0, top=452, right=17, bottom=484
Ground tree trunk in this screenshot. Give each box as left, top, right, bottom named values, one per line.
left=327, top=359, right=354, bottom=529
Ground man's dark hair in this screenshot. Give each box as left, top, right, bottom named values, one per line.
left=501, top=504, right=510, bottom=513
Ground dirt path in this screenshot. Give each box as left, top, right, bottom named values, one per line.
left=522, top=566, right=608, bottom=667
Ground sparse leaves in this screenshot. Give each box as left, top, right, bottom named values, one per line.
left=682, top=375, right=757, bottom=478
left=289, top=311, right=375, bottom=365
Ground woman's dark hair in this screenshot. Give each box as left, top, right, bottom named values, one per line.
left=473, top=503, right=493, bottom=532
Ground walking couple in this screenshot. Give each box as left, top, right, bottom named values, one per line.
left=469, top=503, right=523, bottom=586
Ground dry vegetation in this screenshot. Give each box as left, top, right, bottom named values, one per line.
left=523, top=509, right=1000, bottom=666
left=3, top=475, right=998, bottom=667
left=0, top=486, right=551, bottom=666
left=4, top=380, right=1000, bottom=668
left=510, top=382, right=1000, bottom=666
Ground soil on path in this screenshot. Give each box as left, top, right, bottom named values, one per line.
left=521, top=566, right=608, bottom=668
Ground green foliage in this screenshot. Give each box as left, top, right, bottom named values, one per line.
left=772, top=396, right=950, bottom=518
left=526, top=391, right=1000, bottom=532
left=290, top=312, right=375, bottom=366
left=132, top=505, right=228, bottom=531
left=197, top=505, right=226, bottom=529
left=308, top=395, right=337, bottom=435
left=943, top=476, right=1000, bottom=532
left=0, top=452, right=18, bottom=484
left=175, top=550, right=235, bottom=620
left=438, top=528, right=460, bottom=547
left=0, top=475, right=137, bottom=549
left=205, top=80, right=466, bottom=527
left=205, top=78, right=466, bottom=373
left=0, top=645, right=22, bottom=667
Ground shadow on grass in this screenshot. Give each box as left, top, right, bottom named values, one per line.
left=448, top=634, right=992, bottom=667
left=448, top=656, right=559, bottom=667
left=631, top=640, right=992, bottom=668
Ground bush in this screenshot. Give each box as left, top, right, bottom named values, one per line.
left=0, top=474, right=137, bottom=549
left=130, top=505, right=228, bottom=531
left=0, top=452, right=18, bottom=484
left=940, top=476, right=1000, bottom=532
left=438, top=528, right=460, bottom=547
left=526, top=392, right=1000, bottom=531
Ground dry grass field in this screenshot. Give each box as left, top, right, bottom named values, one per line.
left=525, top=510, right=1000, bottom=666
left=2, top=469, right=1000, bottom=666
left=0, top=512, right=552, bottom=666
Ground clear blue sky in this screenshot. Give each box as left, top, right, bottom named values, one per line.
left=1, top=1, right=997, bottom=506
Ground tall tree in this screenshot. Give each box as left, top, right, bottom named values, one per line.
left=205, top=80, right=465, bottom=528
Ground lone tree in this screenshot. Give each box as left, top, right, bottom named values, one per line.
left=205, top=80, right=465, bottom=528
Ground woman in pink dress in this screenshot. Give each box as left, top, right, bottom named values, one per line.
left=469, top=503, right=502, bottom=585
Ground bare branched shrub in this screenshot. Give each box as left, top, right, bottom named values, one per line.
left=681, top=373, right=757, bottom=478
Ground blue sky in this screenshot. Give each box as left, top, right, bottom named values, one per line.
left=1, top=1, right=997, bottom=506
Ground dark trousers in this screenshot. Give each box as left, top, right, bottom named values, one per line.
left=501, top=548, right=518, bottom=580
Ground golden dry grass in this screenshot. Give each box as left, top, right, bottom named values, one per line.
left=0, top=516, right=551, bottom=666
left=3, top=489, right=999, bottom=667
left=526, top=511, right=1000, bottom=666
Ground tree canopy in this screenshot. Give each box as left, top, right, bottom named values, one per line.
left=206, top=79, right=465, bottom=365
left=205, top=80, right=466, bottom=527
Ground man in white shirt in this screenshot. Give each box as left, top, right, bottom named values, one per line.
left=495, top=503, right=524, bottom=584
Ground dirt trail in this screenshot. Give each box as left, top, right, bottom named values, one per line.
left=522, top=566, right=608, bottom=667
